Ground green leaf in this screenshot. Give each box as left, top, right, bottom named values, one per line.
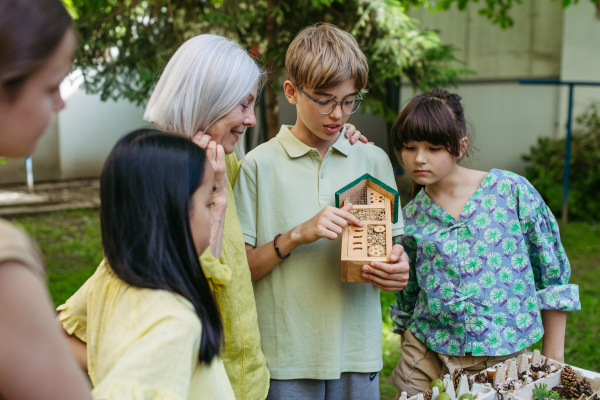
left=61, top=0, right=79, bottom=18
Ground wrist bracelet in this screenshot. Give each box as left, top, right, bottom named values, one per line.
left=274, top=234, right=290, bottom=259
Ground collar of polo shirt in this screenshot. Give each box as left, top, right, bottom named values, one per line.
left=277, top=125, right=351, bottom=159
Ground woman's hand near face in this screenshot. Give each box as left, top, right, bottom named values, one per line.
left=193, top=132, right=228, bottom=204
left=193, top=132, right=228, bottom=259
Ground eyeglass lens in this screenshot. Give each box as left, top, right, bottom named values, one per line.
left=316, top=98, right=361, bottom=115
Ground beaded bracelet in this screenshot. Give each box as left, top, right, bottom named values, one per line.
left=273, top=234, right=290, bottom=259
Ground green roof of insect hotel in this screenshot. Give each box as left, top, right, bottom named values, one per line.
left=335, top=173, right=400, bottom=223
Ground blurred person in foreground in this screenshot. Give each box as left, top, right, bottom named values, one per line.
left=0, top=0, right=92, bottom=398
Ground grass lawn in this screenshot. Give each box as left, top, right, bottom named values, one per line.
left=8, top=209, right=103, bottom=304
left=7, top=209, right=600, bottom=399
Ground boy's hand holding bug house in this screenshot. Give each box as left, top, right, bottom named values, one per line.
left=336, top=174, right=410, bottom=288
left=290, top=203, right=362, bottom=244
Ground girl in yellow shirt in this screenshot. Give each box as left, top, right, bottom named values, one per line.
left=64, top=129, right=235, bottom=399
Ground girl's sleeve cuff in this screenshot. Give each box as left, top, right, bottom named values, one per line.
left=536, top=284, right=581, bottom=311
left=56, top=303, right=88, bottom=343
left=389, top=303, right=412, bottom=334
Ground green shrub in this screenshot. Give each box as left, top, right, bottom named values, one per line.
left=522, top=103, right=600, bottom=221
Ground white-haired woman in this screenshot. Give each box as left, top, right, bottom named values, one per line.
left=58, top=34, right=367, bottom=400
left=145, top=34, right=270, bottom=400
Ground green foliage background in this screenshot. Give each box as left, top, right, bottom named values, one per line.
left=64, top=0, right=473, bottom=123
left=61, top=0, right=598, bottom=126
left=522, top=104, right=600, bottom=222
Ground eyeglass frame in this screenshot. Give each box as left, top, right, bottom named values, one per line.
left=294, top=84, right=363, bottom=115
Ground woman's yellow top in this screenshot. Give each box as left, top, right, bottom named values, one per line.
left=57, top=260, right=235, bottom=400
left=199, top=154, right=269, bottom=400
left=58, top=154, right=269, bottom=400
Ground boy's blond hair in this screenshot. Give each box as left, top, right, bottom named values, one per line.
left=285, top=23, right=368, bottom=91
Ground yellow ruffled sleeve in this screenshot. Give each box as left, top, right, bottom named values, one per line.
left=56, top=262, right=102, bottom=342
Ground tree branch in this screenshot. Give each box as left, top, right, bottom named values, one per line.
left=166, top=0, right=182, bottom=43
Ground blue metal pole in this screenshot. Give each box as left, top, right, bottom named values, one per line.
left=562, top=85, right=574, bottom=224
left=520, top=79, right=600, bottom=87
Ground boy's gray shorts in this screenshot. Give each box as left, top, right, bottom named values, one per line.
left=266, top=372, right=380, bottom=400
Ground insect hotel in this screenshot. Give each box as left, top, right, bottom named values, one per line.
left=335, top=174, right=400, bottom=283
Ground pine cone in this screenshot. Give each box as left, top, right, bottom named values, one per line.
left=563, top=366, right=578, bottom=388
left=423, top=390, right=433, bottom=400
left=553, top=384, right=572, bottom=399
left=568, top=382, right=592, bottom=399
left=453, top=369, right=463, bottom=389
left=581, top=381, right=594, bottom=397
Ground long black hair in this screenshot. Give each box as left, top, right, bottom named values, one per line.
left=100, top=128, right=222, bottom=363
left=390, top=88, right=473, bottom=197
left=0, top=0, right=73, bottom=100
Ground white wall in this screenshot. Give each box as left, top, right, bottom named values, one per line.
left=408, top=0, right=564, bottom=79
left=58, top=86, right=151, bottom=179
left=557, top=1, right=600, bottom=134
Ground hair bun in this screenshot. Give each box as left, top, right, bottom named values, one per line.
left=389, top=86, right=471, bottom=163
left=428, top=87, right=462, bottom=103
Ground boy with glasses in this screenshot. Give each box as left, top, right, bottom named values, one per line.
left=233, top=23, right=409, bottom=400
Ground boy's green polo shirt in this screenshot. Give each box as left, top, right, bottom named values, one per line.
left=233, top=125, right=404, bottom=380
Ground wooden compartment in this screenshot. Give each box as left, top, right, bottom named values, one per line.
left=336, top=174, right=399, bottom=283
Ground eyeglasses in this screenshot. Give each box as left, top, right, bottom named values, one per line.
left=295, top=84, right=363, bottom=115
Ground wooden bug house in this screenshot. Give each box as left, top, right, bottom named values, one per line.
left=335, top=174, right=400, bottom=283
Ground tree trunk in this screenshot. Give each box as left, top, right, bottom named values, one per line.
left=265, top=0, right=280, bottom=140
left=266, top=79, right=280, bottom=139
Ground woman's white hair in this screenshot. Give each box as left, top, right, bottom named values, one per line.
left=144, top=34, right=264, bottom=157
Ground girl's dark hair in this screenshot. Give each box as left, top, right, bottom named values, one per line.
left=0, top=0, right=73, bottom=100
left=100, top=129, right=222, bottom=363
left=390, top=88, right=471, bottom=196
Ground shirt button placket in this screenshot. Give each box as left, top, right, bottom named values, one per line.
left=318, top=151, right=330, bottom=206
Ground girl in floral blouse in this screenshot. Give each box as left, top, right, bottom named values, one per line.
left=388, top=89, right=580, bottom=398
